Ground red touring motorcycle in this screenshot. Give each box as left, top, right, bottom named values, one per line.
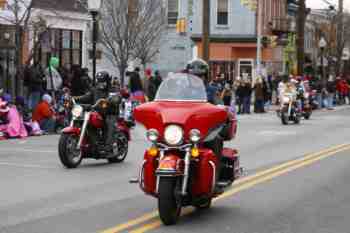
left=58, top=96, right=130, bottom=168
left=133, top=73, right=241, bottom=225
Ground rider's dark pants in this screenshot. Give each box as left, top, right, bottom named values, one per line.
left=104, top=115, right=116, bottom=147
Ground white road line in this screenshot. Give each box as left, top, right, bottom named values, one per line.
left=0, top=149, right=56, bottom=153
left=0, top=162, right=56, bottom=169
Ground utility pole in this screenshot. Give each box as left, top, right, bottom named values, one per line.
left=256, top=0, right=263, bottom=78
left=202, top=0, right=210, bottom=63
left=296, top=0, right=306, bottom=76
left=336, top=0, right=344, bottom=75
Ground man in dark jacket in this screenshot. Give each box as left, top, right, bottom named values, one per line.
left=26, top=63, right=44, bottom=110
left=148, top=71, right=163, bottom=101
left=129, top=67, right=144, bottom=94
left=75, top=71, right=120, bottom=152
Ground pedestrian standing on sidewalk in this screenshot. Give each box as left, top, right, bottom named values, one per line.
left=326, top=75, right=336, bottom=110
left=242, top=79, right=252, bottom=114
left=234, top=78, right=244, bottom=114
left=221, top=83, right=232, bottom=106
left=254, top=77, right=265, bottom=113
left=26, top=62, right=44, bottom=111
left=45, top=57, right=62, bottom=105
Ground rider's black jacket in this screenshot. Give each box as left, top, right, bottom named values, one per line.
left=76, top=88, right=120, bottom=116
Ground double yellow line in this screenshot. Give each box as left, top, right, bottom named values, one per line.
left=101, top=143, right=350, bottom=233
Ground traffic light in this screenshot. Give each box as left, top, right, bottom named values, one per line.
left=270, top=35, right=278, bottom=48
left=248, top=0, right=257, bottom=11
left=176, top=18, right=186, bottom=34
left=241, top=0, right=257, bottom=11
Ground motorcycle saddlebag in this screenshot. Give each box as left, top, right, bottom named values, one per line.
left=220, top=148, right=240, bottom=181
left=191, top=149, right=218, bottom=196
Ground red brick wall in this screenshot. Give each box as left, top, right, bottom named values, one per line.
left=0, top=0, right=7, bottom=9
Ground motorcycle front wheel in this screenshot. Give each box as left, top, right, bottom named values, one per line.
left=58, top=134, right=83, bottom=168
left=281, top=112, right=288, bottom=125
left=108, top=132, right=128, bottom=163
left=158, top=177, right=182, bottom=225
left=304, top=112, right=311, bottom=120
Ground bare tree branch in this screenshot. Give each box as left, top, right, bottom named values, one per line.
left=99, top=0, right=166, bottom=86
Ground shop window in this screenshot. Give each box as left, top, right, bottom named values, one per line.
left=217, top=0, right=228, bottom=26
left=37, top=29, right=82, bottom=69
left=168, top=0, right=178, bottom=25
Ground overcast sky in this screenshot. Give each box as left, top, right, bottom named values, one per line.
left=306, top=0, right=350, bottom=11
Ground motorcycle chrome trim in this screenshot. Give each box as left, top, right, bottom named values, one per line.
left=181, top=148, right=191, bottom=195
left=288, top=102, right=292, bottom=117
left=208, top=161, right=216, bottom=193
left=156, top=175, right=160, bottom=194
left=139, top=160, right=147, bottom=190
left=77, top=112, right=90, bottom=149
left=157, top=143, right=192, bottom=152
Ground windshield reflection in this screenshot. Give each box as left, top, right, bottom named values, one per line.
left=155, top=73, right=208, bottom=102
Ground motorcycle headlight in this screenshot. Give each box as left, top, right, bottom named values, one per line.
left=189, top=129, right=201, bottom=143
left=146, top=129, right=159, bottom=142
left=164, top=125, right=183, bottom=146
left=71, top=105, right=83, bottom=118
left=283, top=96, right=290, bottom=103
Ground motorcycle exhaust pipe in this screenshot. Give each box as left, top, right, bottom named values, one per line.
left=77, top=112, right=90, bottom=149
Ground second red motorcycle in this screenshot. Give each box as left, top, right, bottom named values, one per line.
left=134, top=73, right=241, bottom=225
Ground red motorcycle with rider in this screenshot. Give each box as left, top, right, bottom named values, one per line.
left=133, top=60, right=241, bottom=225
left=58, top=72, right=130, bottom=168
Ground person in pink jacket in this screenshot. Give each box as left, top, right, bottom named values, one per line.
left=0, top=98, right=28, bottom=139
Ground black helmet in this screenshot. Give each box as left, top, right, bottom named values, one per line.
left=186, top=59, right=209, bottom=77
left=96, top=71, right=110, bottom=90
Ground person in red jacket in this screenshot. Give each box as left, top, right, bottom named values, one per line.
left=32, top=94, right=56, bottom=133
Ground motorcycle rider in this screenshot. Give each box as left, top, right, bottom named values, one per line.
left=74, top=71, right=121, bottom=152
left=185, top=59, right=230, bottom=191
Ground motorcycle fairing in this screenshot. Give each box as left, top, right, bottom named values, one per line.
left=134, top=101, right=228, bottom=142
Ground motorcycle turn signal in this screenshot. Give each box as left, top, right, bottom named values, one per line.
left=191, top=147, right=200, bottom=158
left=147, top=147, right=159, bottom=157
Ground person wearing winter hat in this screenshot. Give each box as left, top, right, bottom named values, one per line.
left=0, top=98, right=28, bottom=139
left=32, top=94, right=56, bottom=133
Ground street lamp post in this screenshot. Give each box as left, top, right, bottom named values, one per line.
left=319, top=37, right=327, bottom=88
left=87, top=0, right=102, bottom=86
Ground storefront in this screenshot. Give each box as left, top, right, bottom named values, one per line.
left=193, top=38, right=277, bottom=82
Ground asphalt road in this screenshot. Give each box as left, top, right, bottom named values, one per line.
left=0, top=106, right=350, bottom=233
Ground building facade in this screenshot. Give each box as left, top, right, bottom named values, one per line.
left=31, top=0, right=90, bottom=70
left=190, top=0, right=289, bottom=81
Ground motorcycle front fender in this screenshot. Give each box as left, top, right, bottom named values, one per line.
left=116, top=120, right=131, bottom=140
left=61, top=127, right=81, bottom=136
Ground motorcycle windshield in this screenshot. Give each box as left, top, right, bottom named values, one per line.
left=155, top=73, right=207, bottom=102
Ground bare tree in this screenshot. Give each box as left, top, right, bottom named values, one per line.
left=0, top=0, right=58, bottom=95
left=99, top=0, right=166, bottom=86
left=0, top=0, right=34, bottom=95
left=132, top=0, right=166, bottom=69
left=335, top=11, right=350, bottom=74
